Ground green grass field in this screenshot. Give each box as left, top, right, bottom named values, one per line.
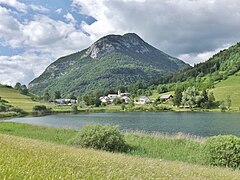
left=0, top=122, right=205, bottom=165
left=0, top=85, right=49, bottom=112
left=1, top=134, right=239, bottom=179
left=213, top=74, right=240, bottom=110
left=0, top=85, right=72, bottom=113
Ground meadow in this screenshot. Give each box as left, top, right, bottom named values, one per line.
left=0, top=85, right=72, bottom=113
left=1, top=133, right=240, bottom=179
left=213, top=74, right=240, bottom=110
left=0, top=122, right=207, bottom=165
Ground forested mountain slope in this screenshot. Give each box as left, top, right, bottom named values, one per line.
left=29, top=33, right=189, bottom=96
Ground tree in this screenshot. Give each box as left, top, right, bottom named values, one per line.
left=83, top=94, right=101, bottom=107
left=68, top=92, right=77, bottom=100
left=113, top=98, right=122, bottom=105
left=14, top=83, right=28, bottom=95
left=181, top=87, right=203, bottom=108
left=157, top=85, right=168, bottom=94
left=202, top=88, right=208, bottom=102
left=14, top=82, right=22, bottom=90
left=43, top=89, right=51, bottom=102
left=226, top=95, right=232, bottom=111
left=19, top=85, right=28, bottom=95
left=173, top=86, right=183, bottom=107
left=54, top=91, right=61, bottom=99
left=121, top=104, right=126, bottom=111
left=219, top=101, right=227, bottom=112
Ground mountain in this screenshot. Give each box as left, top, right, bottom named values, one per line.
left=29, top=33, right=189, bottom=96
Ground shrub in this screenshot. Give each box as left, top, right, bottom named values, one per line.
left=0, top=105, right=7, bottom=112
left=203, top=135, right=240, bottom=168
left=33, top=105, right=47, bottom=112
left=70, top=125, right=127, bottom=152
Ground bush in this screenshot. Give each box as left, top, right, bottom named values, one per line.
left=203, top=135, right=240, bottom=168
left=70, top=125, right=127, bottom=152
left=33, top=105, right=47, bottom=112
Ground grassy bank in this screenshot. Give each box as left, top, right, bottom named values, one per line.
left=1, top=134, right=239, bottom=179
left=213, top=74, right=240, bottom=111
left=0, top=122, right=205, bottom=165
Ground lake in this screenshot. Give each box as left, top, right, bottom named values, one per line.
left=9, top=112, right=240, bottom=137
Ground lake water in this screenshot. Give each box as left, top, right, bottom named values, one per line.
left=9, top=112, right=240, bottom=137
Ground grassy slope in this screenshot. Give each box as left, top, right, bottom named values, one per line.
left=0, top=85, right=46, bottom=112
left=213, top=74, right=240, bottom=110
left=1, top=134, right=239, bottom=179
left=0, top=85, right=71, bottom=113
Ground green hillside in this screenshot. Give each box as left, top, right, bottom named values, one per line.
left=1, top=134, right=239, bottom=179
left=0, top=85, right=71, bottom=113
left=0, top=85, right=47, bottom=112
left=29, top=33, right=189, bottom=96
left=156, top=43, right=240, bottom=85
left=213, top=74, right=240, bottom=110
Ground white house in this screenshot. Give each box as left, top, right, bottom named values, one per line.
left=121, top=96, right=131, bottom=103
left=99, top=90, right=131, bottom=103
left=55, top=99, right=77, bottom=106
left=135, top=96, right=151, bottom=104
left=107, top=94, right=119, bottom=102
left=99, top=96, right=110, bottom=103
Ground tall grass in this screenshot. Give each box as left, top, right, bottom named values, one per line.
left=1, top=134, right=239, bottom=179
left=0, top=122, right=205, bottom=165
left=125, top=131, right=205, bottom=164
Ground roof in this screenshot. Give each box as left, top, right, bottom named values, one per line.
left=160, top=94, right=173, bottom=99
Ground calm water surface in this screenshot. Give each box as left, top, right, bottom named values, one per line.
left=9, top=112, right=240, bottom=137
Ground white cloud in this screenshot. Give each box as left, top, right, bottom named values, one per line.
left=64, top=12, right=76, bottom=24
left=0, top=53, right=53, bottom=85
left=0, top=0, right=27, bottom=12
left=30, top=4, right=49, bottom=13
left=178, top=44, right=232, bottom=66
left=55, top=8, right=62, bottom=14
left=0, top=6, right=24, bottom=47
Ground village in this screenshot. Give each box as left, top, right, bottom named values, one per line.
left=54, top=90, right=174, bottom=106
left=99, top=90, right=173, bottom=105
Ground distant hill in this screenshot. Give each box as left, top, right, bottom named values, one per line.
left=158, top=43, right=240, bottom=84
left=29, top=33, right=189, bottom=96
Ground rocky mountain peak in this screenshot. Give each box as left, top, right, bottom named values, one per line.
left=83, top=33, right=152, bottom=59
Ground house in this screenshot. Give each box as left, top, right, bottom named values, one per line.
left=118, top=90, right=131, bottom=97
left=135, top=96, right=151, bottom=104
left=160, top=94, right=173, bottom=101
left=121, top=96, right=131, bottom=103
left=99, top=96, right=110, bottom=103
left=55, top=99, right=77, bottom=106
left=107, top=94, right=119, bottom=102
left=99, top=90, right=132, bottom=103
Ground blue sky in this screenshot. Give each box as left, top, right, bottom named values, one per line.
left=0, top=0, right=240, bottom=85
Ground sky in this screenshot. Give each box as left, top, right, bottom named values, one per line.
left=0, top=0, right=240, bottom=86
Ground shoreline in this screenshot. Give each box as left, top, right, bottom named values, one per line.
left=1, top=106, right=240, bottom=120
